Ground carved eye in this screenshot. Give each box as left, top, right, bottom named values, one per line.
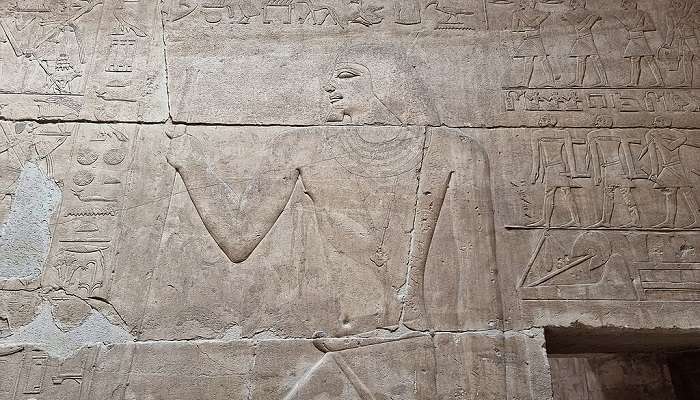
left=336, top=70, right=359, bottom=79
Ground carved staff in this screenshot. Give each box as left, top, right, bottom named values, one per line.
left=163, top=67, right=199, bottom=224
left=32, top=0, right=103, bottom=53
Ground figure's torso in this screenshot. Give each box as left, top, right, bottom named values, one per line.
left=295, top=126, right=425, bottom=335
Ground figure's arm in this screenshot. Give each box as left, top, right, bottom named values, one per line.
left=580, top=13, right=600, bottom=31
left=530, top=132, right=542, bottom=184
left=403, top=129, right=501, bottom=332
left=643, top=130, right=660, bottom=178
left=663, top=15, right=674, bottom=46
left=586, top=132, right=602, bottom=185
left=532, top=11, right=549, bottom=27
left=640, top=11, right=656, bottom=32
left=511, top=12, right=520, bottom=31
left=429, top=130, right=502, bottom=330
left=167, top=132, right=301, bottom=263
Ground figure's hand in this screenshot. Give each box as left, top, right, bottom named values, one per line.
left=166, top=133, right=207, bottom=171
left=530, top=173, right=539, bottom=184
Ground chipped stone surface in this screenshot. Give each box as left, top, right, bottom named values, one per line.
left=0, top=0, right=699, bottom=398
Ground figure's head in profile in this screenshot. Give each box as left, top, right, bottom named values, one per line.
left=653, top=115, right=672, bottom=128
left=537, top=114, right=557, bottom=128
left=518, top=0, right=536, bottom=10
left=323, top=43, right=440, bottom=126
left=569, top=0, right=585, bottom=10
left=670, top=0, right=685, bottom=10
left=621, top=0, right=637, bottom=10
left=594, top=114, right=613, bottom=128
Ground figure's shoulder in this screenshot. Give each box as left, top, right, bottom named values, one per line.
left=270, top=127, right=324, bottom=147
left=267, top=127, right=332, bottom=155
left=265, top=127, right=325, bottom=165
left=531, top=128, right=566, bottom=139
left=426, top=127, right=489, bottom=166
left=587, top=128, right=608, bottom=138
left=428, top=127, right=481, bottom=146
left=639, top=9, right=652, bottom=19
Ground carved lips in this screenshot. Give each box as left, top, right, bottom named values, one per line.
left=329, top=93, right=344, bottom=104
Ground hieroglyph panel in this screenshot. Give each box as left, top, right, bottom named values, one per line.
left=2, top=0, right=700, bottom=399
left=0, top=0, right=168, bottom=122
left=165, top=0, right=700, bottom=127
left=479, top=120, right=700, bottom=329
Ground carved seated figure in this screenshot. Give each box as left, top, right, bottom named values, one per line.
left=166, top=44, right=501, bottom=399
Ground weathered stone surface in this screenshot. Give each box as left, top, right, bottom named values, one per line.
left=478, top=124, right=700, bottom=331
left=1, top=0, right=699, bottom=398
left=164, top=0, right=700, bottom=127
left=0, top=1, right=168, bottom=122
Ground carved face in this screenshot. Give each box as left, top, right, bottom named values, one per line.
left=670, top=0, right=684, bottom=9
left=324, top=62, right=373, bottom=123
left=519, top=0, right=536, bottom=10
left=570, top=0, right=585, bottom=9
left=653, top=116, right=672, bottom=128
left=621, top=0, right=636, bottom=10
left=537, top=115, right=557, bottom=127
left=594, top=115, right=613, bottom=128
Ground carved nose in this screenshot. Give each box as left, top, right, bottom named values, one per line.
left=323, top=83, right=335, bottom=93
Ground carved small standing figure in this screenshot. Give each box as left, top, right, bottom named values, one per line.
left=661, top=0, right=699, bottom=87
left=394, top=0, right=420, bottom=24
left=586, top=115, right=641, bottom=228
left=561, top=0, right=608, bottom=87
left=511, top=0, right=559, bottom=88
left=615, top=0, right=664, bottom=87
left=639, top=116, right=700, bottom=228
left=528, top=115, right=582, bottom=227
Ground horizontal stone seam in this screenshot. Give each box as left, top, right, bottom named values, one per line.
left=0, top=117, right=690, bottom=131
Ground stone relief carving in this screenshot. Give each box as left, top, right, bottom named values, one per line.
left=0, top=0, right=699, bottom=399
left=499, top=112, right=700, bottom=310
left=491, top=0, right=700, bottom=127
left=159, top=44, right=500, bottom=397
left=163, top=0, right=488, bottom=28
left=0, top=0, right=167, bottom=121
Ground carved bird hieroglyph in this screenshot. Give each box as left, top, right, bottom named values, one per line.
left=425, top=0, right=474, bottom=24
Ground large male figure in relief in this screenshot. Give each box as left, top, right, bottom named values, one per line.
left=166, top=44, right=500, bottom=398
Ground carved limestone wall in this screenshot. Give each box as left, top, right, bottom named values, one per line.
left=0, top=0, right=698, bottom=399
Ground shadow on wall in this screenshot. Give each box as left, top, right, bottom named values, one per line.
left=545, top=327, right=700, bottom=400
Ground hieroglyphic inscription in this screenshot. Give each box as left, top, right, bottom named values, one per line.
left=0, top=1, right=104, bottom=119
left=164, top=0, right=490, bottom=29
left=42, top=123, right=136, bottom=303
left=508, top=117, right=700, bottom=302
left=0, top=346, right=99, bottom=400
left=503, top=88, right=700, bottom=114
left=516, top=229, right=700, bottom=302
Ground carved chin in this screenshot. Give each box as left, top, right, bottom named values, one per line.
left=326, top=107, right=347, bottom=123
